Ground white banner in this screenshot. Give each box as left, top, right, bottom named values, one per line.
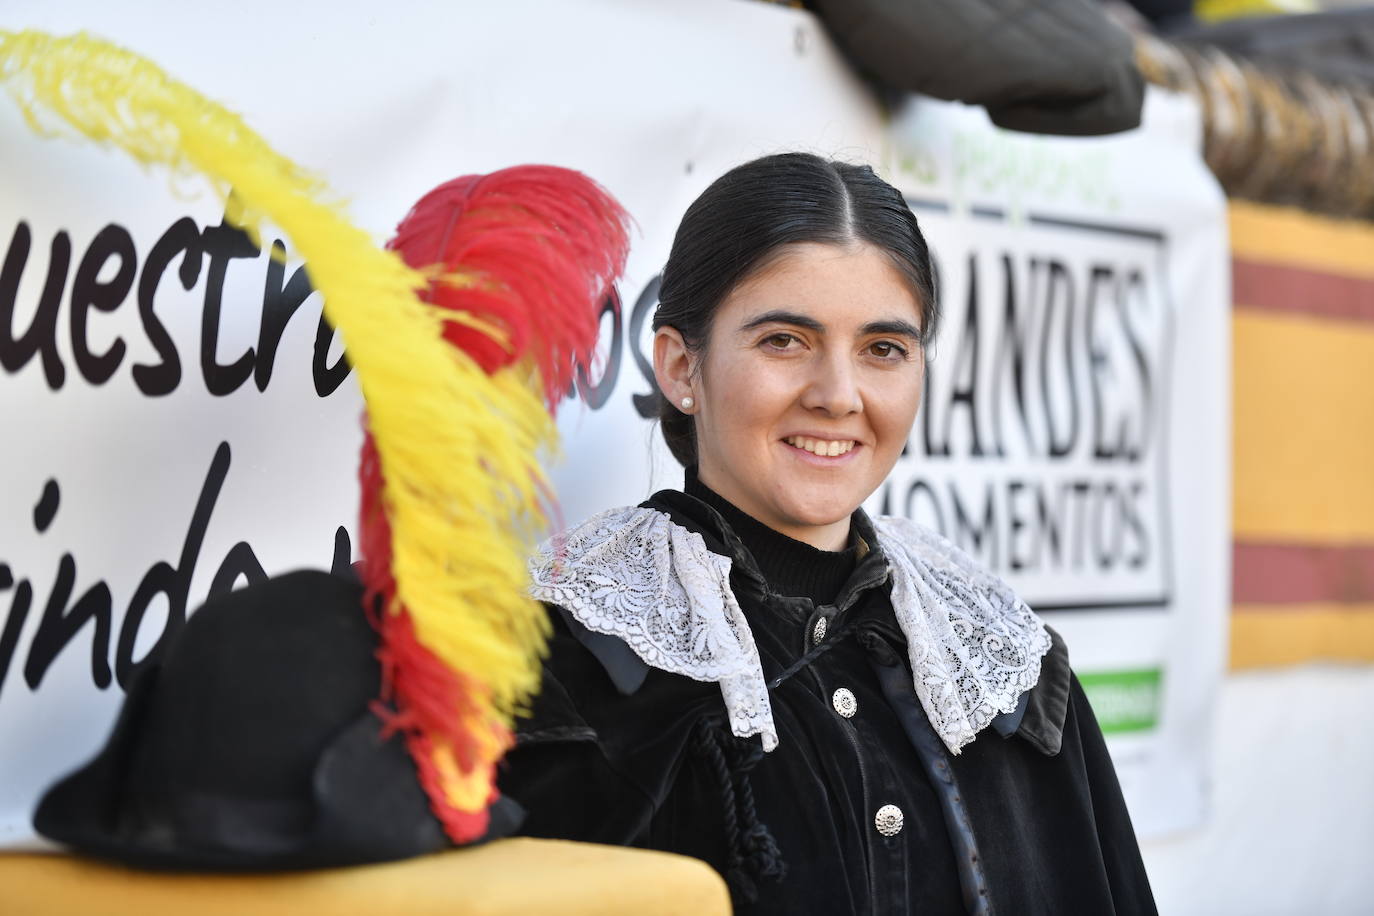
left=0, top=0, right=1227, bottom=849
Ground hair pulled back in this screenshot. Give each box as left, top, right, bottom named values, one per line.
left=653, top=152, right=940, bottom=467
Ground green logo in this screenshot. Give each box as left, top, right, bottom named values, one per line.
left=1079, top=668, right=1162, bottom=734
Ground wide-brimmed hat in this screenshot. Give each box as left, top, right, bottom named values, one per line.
left=33, top=570, right=522, bottom=868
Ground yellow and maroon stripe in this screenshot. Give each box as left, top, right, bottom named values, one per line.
left=1229, top=202, right=1374, bottom=668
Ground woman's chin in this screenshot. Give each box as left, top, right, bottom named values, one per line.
left=777, top=497, right=862, bottom=538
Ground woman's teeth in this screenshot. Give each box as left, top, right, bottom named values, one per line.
left=785, top=436, right=856, bottom=457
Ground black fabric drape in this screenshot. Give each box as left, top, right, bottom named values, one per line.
left=799, top=0, right=1145, bottom=137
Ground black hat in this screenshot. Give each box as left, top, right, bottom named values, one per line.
left=33, top=570, right=522, bottom=869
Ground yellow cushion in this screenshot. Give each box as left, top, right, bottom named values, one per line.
left=0, top=838, right=731, bottom=915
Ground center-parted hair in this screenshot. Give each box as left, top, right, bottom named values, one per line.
left=653, top=152, right=940, bottom=468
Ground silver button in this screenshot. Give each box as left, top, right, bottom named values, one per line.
left=832, top=688, right=857, bottom=718
left=875, top=804, right=904, bottom=837
left=812, top=616, right=828, bottom=644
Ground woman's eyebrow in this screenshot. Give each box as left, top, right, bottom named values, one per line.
left=861, top=319, right=923, bottom=339
left=737, top=311, right=922, bottom=339
left=738, top=309, right=824, bottom=333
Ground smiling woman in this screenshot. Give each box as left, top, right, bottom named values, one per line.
left=506, top=154, right=1157, bottom=915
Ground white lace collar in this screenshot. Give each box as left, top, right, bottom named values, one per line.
left=528, top=506, right=1051, bottom=755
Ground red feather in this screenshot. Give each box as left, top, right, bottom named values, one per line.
left=362, top=427, right=481, bottom=763
left=386, top=165, right=631, bottom=408
left=362, top=425, right=499, bottom=842
left=405, top=730, right=499, bottom=844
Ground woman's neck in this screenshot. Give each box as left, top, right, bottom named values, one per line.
left=685, top=469, right=858, bottom=605
left=693, top=466, right=852, bottom=551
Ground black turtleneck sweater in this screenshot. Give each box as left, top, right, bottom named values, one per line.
left=684, top=468, right=859, bottom=607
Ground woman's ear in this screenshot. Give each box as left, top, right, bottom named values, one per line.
left=653, top=326, right=695, bottom=410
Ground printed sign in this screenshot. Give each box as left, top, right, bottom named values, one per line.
left=875, top=213, right=1174, bottom=612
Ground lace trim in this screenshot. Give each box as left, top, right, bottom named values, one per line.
left=873, top=516, right=1052, bottom=753
left=529, top=507, right=1051, bottom=755
left=529, top=507, right=777, bottom=750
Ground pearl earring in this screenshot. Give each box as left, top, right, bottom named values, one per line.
left=680, top=396, right=695, bottom=411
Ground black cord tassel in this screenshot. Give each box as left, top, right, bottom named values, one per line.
left=733, top=763, right=787, bottom=886
left=693, top=721, right=787, bottom=905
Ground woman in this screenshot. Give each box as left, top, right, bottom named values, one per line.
left=506, top=153, right=1157, bottom=915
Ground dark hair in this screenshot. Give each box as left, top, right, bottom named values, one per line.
left=652, top=152, right=940, bottom=467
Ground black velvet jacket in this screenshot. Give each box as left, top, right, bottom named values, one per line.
left=500, top=490, right=1157, bottom=915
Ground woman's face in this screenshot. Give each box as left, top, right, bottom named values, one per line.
left=658, top=241, right=926, bottom=550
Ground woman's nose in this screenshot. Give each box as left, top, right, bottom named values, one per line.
left=800, top=352, right=863, bottom=416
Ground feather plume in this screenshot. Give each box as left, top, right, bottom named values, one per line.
left=363, top=166, right=629, bottom=835
left=0, top=29, right=630, bottom=841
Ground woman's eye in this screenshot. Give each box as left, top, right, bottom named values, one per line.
left=868, top=340, right=908, bottom=359
left=762, top=333, right=799, bottom=350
